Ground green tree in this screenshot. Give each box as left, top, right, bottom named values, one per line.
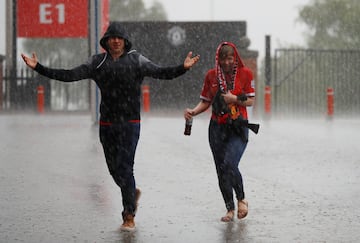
left=298, top=0, right=360, bottom=49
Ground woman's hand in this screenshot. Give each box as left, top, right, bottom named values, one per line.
left=21, top=52, right=38, bottom=69
left=183, top=51, right=200, bottom=69
left=184, top=100, right=210, bottom=120
left=184, top=108, right=195, bottom=120
left=222, top=91, right=237, bottom=104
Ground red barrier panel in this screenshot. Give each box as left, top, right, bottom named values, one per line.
left=18, top=0, right=88, bottom=38
left=37, top=85, right=44, bottom=114
left=264, top=85, right=271, bottom=115
left=142, top=85, right=150, bottom=112
left=327, top=87, right=334, bottom=118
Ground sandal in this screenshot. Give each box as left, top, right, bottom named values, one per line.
left=237, top=199, right=248, bottom=219
left=121, top=213, right=135, bottom=231
left=221, top=210, right=234, bottom=222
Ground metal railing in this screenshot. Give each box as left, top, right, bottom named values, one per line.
left=1, top=66, right=90, bottom=112
left=273, top=49, right=360, bottom=118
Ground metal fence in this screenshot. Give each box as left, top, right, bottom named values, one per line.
left=1, top=66, right=90, bottom=112
left=273, top=49, right=360, bottom=118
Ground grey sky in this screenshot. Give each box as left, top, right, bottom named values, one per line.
left=143, top=0, right=309, bottom=59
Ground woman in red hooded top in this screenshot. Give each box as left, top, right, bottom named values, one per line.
left=184, top=42, right=255, bottom=222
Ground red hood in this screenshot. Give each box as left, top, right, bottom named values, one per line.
left=215, top=42, right=245, bottom=93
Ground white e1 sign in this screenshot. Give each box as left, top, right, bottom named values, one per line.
left=39, top=3, right=65, bottom=24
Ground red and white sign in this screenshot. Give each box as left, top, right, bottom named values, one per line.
left=17, top=0, right=88, bottom=38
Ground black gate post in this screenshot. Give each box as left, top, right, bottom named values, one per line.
left=10, top=0, right=18, bottom=109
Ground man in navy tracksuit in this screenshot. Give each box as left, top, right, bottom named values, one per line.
left=21, top=22, right=200, bottom=230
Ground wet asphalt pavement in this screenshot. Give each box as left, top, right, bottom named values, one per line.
left=0, top=113, right=359, bottom=243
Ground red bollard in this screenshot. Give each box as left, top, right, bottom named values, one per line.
left=37, top=85, right=44, bottom=114
left=327, top=87, right=334, bottom=118
left=264, top=85, right=271, bottom=116
left=142, top=85, right=150, bottom=112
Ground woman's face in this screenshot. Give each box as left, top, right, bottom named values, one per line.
left=219, top=54, right=234, bottom=74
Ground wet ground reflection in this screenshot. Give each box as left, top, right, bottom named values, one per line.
left=1, top=114, right=359, bottom=242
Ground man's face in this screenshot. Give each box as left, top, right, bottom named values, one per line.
left=219, top=54, right=234, bottom=74
left=107, top=36, right=125, bottom=54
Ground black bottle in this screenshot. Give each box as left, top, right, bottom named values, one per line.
left=184, top=118, right=193, bottom=136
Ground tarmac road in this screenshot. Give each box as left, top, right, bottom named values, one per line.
left=0, top=113, right=359, bottom=243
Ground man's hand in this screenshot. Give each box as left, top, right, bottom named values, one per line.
left=184, top=51, right=200, bottom=69
left=21, top=52, right=38, bottom=69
